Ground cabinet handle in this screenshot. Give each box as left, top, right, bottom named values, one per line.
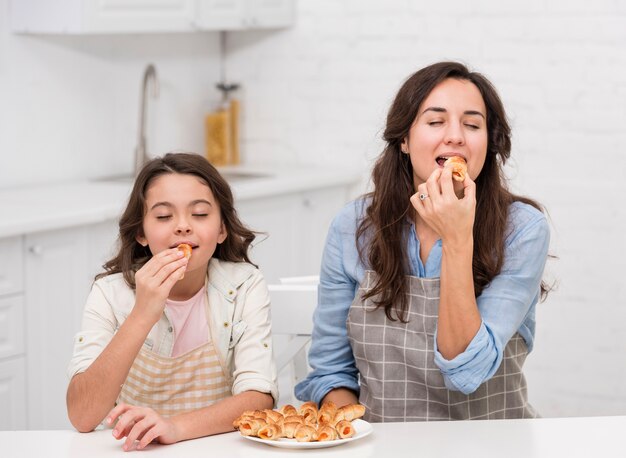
left=29, top=245, right=43, bottom=255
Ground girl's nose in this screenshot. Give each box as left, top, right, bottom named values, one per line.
left=175, top=220, right=192, bottom=234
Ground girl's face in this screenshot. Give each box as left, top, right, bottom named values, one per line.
left=136, top=173, right=227, bottom=276
left=402, top=78, right=488, bottom=191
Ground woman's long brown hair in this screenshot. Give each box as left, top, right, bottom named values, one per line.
left=97, top=152, right=256, bottom=288
left=357, top=62, right=550, bottom=322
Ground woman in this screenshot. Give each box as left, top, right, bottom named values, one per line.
left=295, top=62, right=551, bottom=421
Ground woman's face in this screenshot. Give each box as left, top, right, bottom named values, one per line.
left=402, top=78, right=488, bottom=191
left=136, top=173, right=227, bottom=276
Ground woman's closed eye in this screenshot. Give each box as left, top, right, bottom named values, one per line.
left=464, top=123, right=480, bottom=130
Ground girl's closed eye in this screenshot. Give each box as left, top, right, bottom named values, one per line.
left=156, top=215, right=172, bottom=220
left=192, top=213, right=208, bottom=217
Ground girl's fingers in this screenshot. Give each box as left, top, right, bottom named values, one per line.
left=152, top=257, right=188, bottom=286
left=137, top=425, right=160, bottom=450
left=139, top=249, right=184, bottom=277
left=124, top=418, right=153, bottom=451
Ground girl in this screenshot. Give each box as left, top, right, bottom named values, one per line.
left=295, top=62, right=551, bottom=421
left=67, top=153, right=277, bottom=450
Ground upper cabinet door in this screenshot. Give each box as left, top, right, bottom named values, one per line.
left=81, top=0, right=196, bottom=33
left=10, top=0, right=294, bottom=34
left=247, top=0, right=294, bottom=28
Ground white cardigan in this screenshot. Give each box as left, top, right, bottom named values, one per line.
left=67, top=258, right=278, bottom=403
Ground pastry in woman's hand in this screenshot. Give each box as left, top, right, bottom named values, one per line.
left=444, top=156, right=467, bottom=182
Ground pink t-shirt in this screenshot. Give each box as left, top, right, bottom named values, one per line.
left=165, top=286, right=209, bottom=357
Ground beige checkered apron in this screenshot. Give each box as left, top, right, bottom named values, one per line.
left=347, top=271, right=537, bottom=422
left=117, top=341, right=231, bottom=417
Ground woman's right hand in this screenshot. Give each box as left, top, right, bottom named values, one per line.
left=132, top=248, right=188, bottom=326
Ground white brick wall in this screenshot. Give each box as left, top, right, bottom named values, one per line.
left=228, top=1, right=626, bottom=417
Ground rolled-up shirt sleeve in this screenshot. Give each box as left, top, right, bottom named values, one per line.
left=295, top=212, right=360, bottom=405
left=231, top=270, right=279, bottom=403
left=67, top=281, right=118, bottom=379
left=433, top=208, right=550, bottom=394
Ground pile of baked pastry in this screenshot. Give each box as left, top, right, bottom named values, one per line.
left=233, top=401, right=366, bottom=442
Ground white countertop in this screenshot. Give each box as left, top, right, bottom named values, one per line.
left=3, top=416, right=625, bottom=458
left=0, top=165, right=362, bottom=238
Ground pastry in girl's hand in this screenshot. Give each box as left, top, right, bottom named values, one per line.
left=444, top=156, right=467, bottom=182
left=176, top=243, right=192, bottom=279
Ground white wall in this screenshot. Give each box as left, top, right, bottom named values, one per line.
left=0, top=0, right=223, bottom=189
left=2, top=0, right=626, bottom=418
left=227, top=1, right=626, bottom=417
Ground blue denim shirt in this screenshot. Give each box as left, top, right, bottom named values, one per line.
left=295, top=198, right=550, bottom=404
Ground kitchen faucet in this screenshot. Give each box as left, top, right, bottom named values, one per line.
left=135, top=63, right=159, bottom=175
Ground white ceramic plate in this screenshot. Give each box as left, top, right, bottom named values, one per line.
left=241, top=419, right=373, bottom=449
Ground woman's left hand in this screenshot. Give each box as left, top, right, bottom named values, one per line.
left=410, top=166, right=476, bottom=245
left=107, top=403, right=180, bottom=451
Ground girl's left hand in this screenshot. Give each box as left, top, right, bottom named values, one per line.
left=107, top=403, right=180, bottom=451
left=410, top=166, right=476, bottom=245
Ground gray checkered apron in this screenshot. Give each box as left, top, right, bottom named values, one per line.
left=346, top=271, right=537, bottom=422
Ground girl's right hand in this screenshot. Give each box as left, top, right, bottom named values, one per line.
left=132, top=248, right=188, bottom=326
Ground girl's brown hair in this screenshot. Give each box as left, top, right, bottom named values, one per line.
left=357, top=61, right=549, bottom=322
left=97, top=152, right=256, bottom=288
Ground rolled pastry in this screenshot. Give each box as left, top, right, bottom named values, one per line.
left=263, top=409, right=284, bottom=424
left=334, top=404, right=366, bottom=422
left=318, top=401, right=338, bottom=426
left=282, top=422, right=301, bottom=439
left=238, top=418, right=267, bottom=437
left=294, top=424, right=318, bottom=442
left=299, top=401, right=318, bottom=424
left=444, top=156, right=467, bottom=182
left=317, top=425, right=338, bottom=442
left=233, top=414, right=254, bottom=429
left=176, top=243, right=192, bottom=279
left=279, top=404, right=298, bottom=417
left=335, top=420, right=355, bottom=439
left=257, top=423, right=283, bottom=440
left=283, top=415, right=304, bottom=424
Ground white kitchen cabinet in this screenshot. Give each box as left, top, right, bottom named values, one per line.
left=0, top=358, right=27, bottom=430
left=24, top=221, right=118, bottom=430
left=196, top=0, right=294, bottom=30
left=0, top=237, right=27, bottom=431
left=237, top=185, right=349, bottom=283
left=10, top=0, right=294, bottom=34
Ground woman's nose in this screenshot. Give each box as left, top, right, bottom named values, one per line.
left=444, top=124, right=465, bottom=145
